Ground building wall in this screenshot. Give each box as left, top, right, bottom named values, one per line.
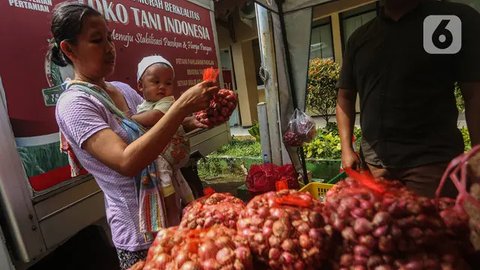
left=312, top=0, right=376, bottom=19
left=215, top=0, right=378, bottom=126
left=231, top=41, right=259, bottom=127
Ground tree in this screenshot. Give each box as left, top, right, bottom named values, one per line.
left=306, top=58, right=340, bottom=126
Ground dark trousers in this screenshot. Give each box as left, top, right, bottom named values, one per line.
left=367, top=162, right=457, bottom=198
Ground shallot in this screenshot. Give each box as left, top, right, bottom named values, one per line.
left=141, top=225, right=252, bottom=270
left=237, top=189, right=330, bottom=269
left=180, top=193, right=245, bottom=229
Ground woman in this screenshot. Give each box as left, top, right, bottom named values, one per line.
left=50, top=2, right=218, bottom=269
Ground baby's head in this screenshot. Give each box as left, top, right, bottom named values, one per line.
left=137, top=55, right=175, bottom=102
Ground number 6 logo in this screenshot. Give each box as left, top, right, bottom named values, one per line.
left=423, top=15, right=461, bottom=54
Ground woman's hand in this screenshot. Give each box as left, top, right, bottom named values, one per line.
left=173, top=81, right=219, bottom=116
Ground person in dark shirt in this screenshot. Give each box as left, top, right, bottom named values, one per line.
left=336, top=0, right=480, bottom=197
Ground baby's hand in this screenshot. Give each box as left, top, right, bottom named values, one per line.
left=183, top=115, right=208, bottom=132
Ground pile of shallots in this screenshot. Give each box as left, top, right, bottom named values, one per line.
left=194, top=88, right=237, bottom=128
left=193, top=67, right=238, bottom=128
left=180, top=193, right=245, bottom=229
left=237, top=189, right=330, bottom=270
left=140, top=225, right=253, bottom=270
left=131, top=172, right=478, bottom=270
left=282, top=109, right=316, bottom=147
left=324, top=178, right=471, bottom=269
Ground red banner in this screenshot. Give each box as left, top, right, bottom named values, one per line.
left=0, top=0, right=218, bottom=137
left=0, top=0, right=218, bottom=190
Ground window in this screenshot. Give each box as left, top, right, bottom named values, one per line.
left=310, top=19, right=334, bottom=60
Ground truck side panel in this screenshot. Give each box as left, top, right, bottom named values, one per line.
left=0, top=80, right=45, bottom=262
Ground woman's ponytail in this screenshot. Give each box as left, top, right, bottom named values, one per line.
left=49, top=39, right=69, bottom=67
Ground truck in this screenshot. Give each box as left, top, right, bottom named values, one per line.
left=0, top=0, right=229, bottom=268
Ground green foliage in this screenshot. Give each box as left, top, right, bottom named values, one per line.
left=198, top=158, right=230, bottom=178
left=304, top=124, right=362, bottom=159
left=306, top=58, right=340, bottom=124
left=304, top=130, right=342, bottom=159
left=198, top=126, right=472, bottom=180
left=247, top=122, right=261, bottom=142
left=353, top=127, right=363, bottom=152
left=461, top=126, right=471, bottom=151
left=209, top=138, right=261, bottom=157
left=324, top=122, right=339, bottom=134
left=454, top=83, right=465, bottom=113
left=197, top=156, right=262, bottom=179
left=197, top=138, right=261, bottom=179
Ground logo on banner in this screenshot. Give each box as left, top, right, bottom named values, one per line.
left=423, top=15, right=461, bottom=54
left=43, top=51, right=74, bottom=106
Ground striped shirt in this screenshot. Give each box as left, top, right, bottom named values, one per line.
left=56, top=81, right=151, bottom=251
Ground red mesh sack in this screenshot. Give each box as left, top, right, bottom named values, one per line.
left=181, top=193, right=246, bottom=229
left=237, top=189, right=330, bottom=269
left=278, top=164, right=299, bottom=189
left=142, top=225, right=253, bottom=270
left=245, top=163, right=278, bottom=193
left=246, top=163, right=299, bottom=193
left=436, top=145, right=480, bottom=251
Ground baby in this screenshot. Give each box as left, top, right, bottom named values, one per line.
left=132, top=55, right=200, bottom=226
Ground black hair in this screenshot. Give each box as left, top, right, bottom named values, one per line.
left=49, top=2, right=102, bottom=67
